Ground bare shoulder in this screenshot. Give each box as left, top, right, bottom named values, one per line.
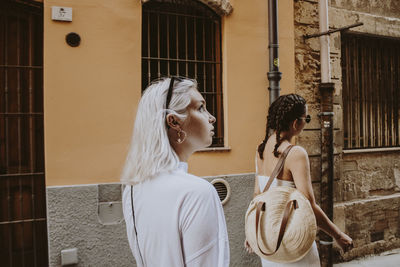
left=287, top=145, right=309, bottom=162
left=291, top=145, right=308, bottom=155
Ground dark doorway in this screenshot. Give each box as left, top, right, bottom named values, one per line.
left=0, top=0, right=48, bottom=266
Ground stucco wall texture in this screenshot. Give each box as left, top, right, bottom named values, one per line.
left=294, top=0, right=400, bottom=262
left=47, top=175, right=260, bottom=267
left=47, top=184, right=135, bottom=267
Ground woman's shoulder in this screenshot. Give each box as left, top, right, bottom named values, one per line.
left=171, top=170, right=215, bottom=195
left=286, top=145, right=309, bottom=164
left=289, top=145, right=308, bottom=155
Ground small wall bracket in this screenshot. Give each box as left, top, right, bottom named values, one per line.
left=303, top=22, right=363, bottom=39
left=318, top=112, right=334, bottom=117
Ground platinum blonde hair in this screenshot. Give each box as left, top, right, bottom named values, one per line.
left=121, top=77, right=197, bottom=185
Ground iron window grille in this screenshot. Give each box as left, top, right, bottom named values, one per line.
left=342, top=33, right=400, bottom=149
left=142, top=0, right=224, bottom=147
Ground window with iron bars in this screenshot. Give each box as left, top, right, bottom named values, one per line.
left=142, top=0, right=224, bottom=147
left=342, top=33, right=400, bottom=149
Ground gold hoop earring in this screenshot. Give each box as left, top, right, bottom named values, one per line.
left=177, top=130, right=187, bottom=144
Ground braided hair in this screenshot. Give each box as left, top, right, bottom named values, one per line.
left=257, top=94, right=306, bottom=159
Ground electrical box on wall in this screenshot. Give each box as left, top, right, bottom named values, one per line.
left=98, top=202, right=124, bottom=225
left=52, top=6, right=72, bottom=22
left=61, top=248, right=78, bottom=265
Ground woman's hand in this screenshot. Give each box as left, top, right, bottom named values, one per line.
left=335, top=232, right=353, bottom=253
left=244, top=239, right=254, bottom=254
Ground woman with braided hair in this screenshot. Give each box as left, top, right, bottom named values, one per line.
left=245, top=94, right=352, bottom=266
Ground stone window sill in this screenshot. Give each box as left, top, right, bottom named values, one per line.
left=196, top=146, right=231, bottom=152
left=343, top=147, right=400, bottom=154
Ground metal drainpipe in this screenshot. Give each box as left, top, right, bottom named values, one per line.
left=318, top=0, right=334, bottom=266
left=267, top=0, right=281, bottom=105
left=319, top=83, right=334, bottom=267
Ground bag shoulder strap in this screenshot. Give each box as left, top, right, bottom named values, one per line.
left=255, top=199, right=298, bottom=257
left=261, top=145, right=294, bottom=193
left=131, top=186, right=144, bottom=266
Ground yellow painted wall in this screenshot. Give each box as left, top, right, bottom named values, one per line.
left=44, top=0, right=295, bottom=186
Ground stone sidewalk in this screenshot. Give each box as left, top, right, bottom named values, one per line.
left=334, top=249, right=400, bottom=267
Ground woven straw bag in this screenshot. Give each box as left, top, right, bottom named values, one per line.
left=245, top=145, right=317, bottom=263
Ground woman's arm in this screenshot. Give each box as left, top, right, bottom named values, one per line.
left=288, top=146, right=353, bottom=252
left=253, top=152, right=263, bottom=198
left=253, top=175, right=261, bottom=198
left=181, top=183, right=229, bottom=266
left=245, top=153, right=262, bottom=253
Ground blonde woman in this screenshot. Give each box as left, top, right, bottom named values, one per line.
left=246, top=94, right=352, bottom=266
left=121, top=77, right=229, bottom=267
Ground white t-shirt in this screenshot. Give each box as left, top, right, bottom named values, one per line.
left=122, top=162, right=230, bottom=267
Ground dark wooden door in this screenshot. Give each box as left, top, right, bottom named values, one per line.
left=0, top=1, right=48, bottom=266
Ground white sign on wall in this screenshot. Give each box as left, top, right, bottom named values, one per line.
left=51, top=6, right=73, bottom=22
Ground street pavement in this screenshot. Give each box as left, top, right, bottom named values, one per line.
left=333, top=248, right=400, bottom=267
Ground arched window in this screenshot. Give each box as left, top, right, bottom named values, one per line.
left=142, top=0, right=224, bottom=147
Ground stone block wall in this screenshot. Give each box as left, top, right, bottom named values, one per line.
left=333, top=194, right=400, bottom=261
left=337, top=151, right=400, bottom=201
left=294, top=0, right=400, bottom=262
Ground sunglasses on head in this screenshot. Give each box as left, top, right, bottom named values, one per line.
left=165, top=76, right=184, bottom=109
left=298, top=114, right=311, bottom=123
left=165, top=76, right=185, bottom=129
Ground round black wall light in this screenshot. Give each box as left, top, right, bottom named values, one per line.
left=66, top=32, right=81, bottom=47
